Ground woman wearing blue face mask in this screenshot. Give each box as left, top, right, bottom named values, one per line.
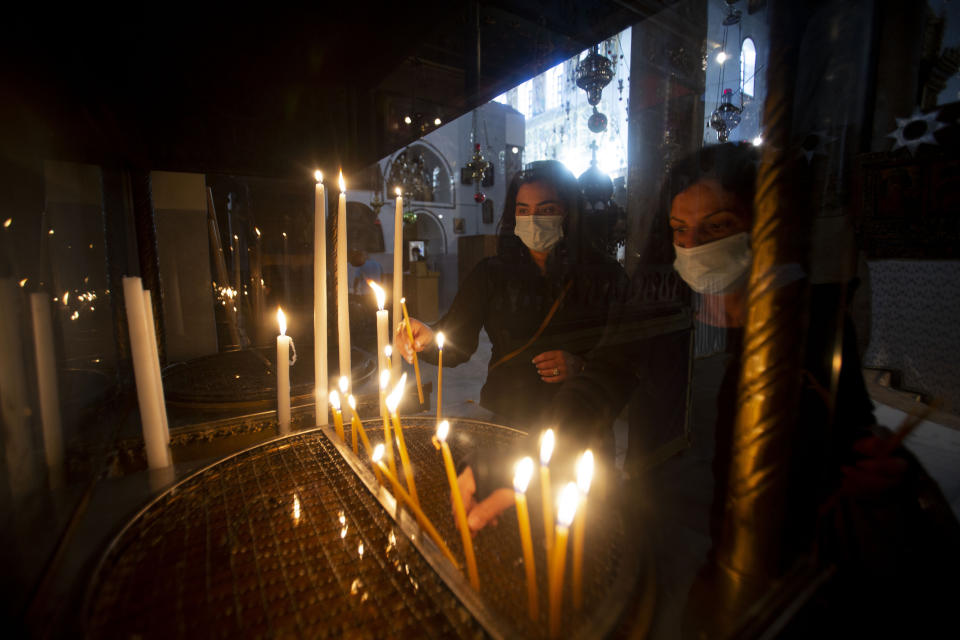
left=396, top=160, right=624, bottom=429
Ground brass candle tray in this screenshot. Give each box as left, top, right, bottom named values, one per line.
left=84, top=418, right=647, bottom=638
left=162, top=346, right=376, bottom=410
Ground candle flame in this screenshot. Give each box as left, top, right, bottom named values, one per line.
left=255, top=226, right=261, bottom=238
left=386, top=372, right=407, bottom=413
left=576, top=450, right=594, bottom=495
left=379, top=369, right=390, bottom=391
left=368, top=280, right=386, bottom=310
left=540, top=429, right=555, bottom=465
left=277, top=308, right=287, bottom=336
left=557, top=482, right=580, bottom=527
left=436, top=332, right=445, bottom=350
left=436, top=419, right=450, bottom=443
left=384, top=345, right=392, bottom=359
left=513, top=457, right=534, bottom=493
left=348, top=394, right=357, bottom=410
left=338, top=170, right=346, bottom=192
left=400, top=297, right=406, bottom=304
left=314, top=170, right=323, bottom=182
left=372, top=443, right=385, bottom=463
left=395, top=187, right=402, bottom=197
left=62, top=292, right=69, bottom=305
left=339, top=376, right=349, bottom=394
left=292, top=494, right=301, bottom=525
left=329, top=390, right=341, bottom=411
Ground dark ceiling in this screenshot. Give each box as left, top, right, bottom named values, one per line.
left=0, top=1, right=672, bottom=179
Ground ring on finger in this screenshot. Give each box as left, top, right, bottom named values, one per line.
left=552, top=367, right=559, bottom=376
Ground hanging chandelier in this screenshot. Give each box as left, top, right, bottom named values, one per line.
left=388, top=148, right=434, bottom=202
left=576, top=45, right=614, bottom=133
left=463, top=143, right=492, bottom=203
left=709, top=0, right=744, bottom=142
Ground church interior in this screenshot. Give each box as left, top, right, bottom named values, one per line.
left=2, top=1, right=959, bottom=637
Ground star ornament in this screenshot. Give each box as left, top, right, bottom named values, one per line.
left=887, top=108, right=947, bottom=154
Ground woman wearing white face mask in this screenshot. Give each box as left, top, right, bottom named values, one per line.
left=397, top=160, right=624, bottom=434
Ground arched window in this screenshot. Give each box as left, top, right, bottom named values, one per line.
left=740, top=38, right=756, bottom=98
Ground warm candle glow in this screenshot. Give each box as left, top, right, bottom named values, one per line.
left=384, top=345, right=392, bottom=360
left=380, top=370, right=390, bottom=391
left=514, top=457, right=534, bottom=493
left=292, top=494, right=301, bottom=525
left=386, top=372, right=407, bottom=413
left=372, top=443, right=385, bottom=463
left=577, top=450, right=594, bottom=495
left=557, top=482, right=580, bottom=527
left=348, top=394, right=357, bottom=410
left=329, top=390, right=341, bottom=411
left=339, top=376, right=348, bottom=394
left=255, top=226, right=261, bottom=238
left=314, top=170, right=323, bottom=182
left=277, top=308, right=287, bottom=336
left=368, top=280, right=386, bottom=310
left=395, top=187, right=402, bottom=197
left=436, top=332, right=445, bottom=350
left=540, top=429, right=555, bottom=465
left=436, top=419, right=450, bottom=443
left=338, top=170, right=346, bottom=192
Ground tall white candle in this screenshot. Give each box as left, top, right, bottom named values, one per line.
left=142, top=289, right=170, bottom=443
left=276, top=308, right=291, bottom=434
left=392, top=187, right=403, bottom=377
left=29, top=292, right=64, bottom=486
left=368, top=280, right=389, bottom=420
left=336, top=171, right=351, bottom=389
left=122, top=277, right=170, bottom=470
left=313, top=171, right=329, bottom=426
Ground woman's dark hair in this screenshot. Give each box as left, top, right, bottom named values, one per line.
left=496, top=159, right=584, bottom=259
left=665, top=142, right=760, bottom=218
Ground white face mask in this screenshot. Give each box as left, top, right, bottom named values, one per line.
left=673, top=232, right=752, bottom=294
left=514, top=216, right=564, bottom=253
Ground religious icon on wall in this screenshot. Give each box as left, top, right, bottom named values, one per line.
left=453, top=217, right=466, bottom=234
left=408, top=240, right=425, bottom=262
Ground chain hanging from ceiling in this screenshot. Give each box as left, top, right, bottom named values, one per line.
left=709, top=0, right=744, bottom=142
left=575, top=45, right=615, bottom=133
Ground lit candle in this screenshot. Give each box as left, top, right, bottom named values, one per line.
left=336, top=171, right=352, bottom=391
left=329, top=389, right=345, bottom=442
left=392, top=187, right=403, bottom=377
left=436, top=420, right=479, bottom=590
left=549, top=483, right=580, bottom=638
left=572, top=450, right=594, bottom=611
left=400, top=297, right=424, bottom=404
left=540, top=429, right=556, bottom=560
left=387, top=373, right=418, bottom=506
left=372, top=444, right=459, bottom=567
left=276, top=308, right=291, bottom=434
left=513, top=457, right=538, bottom=621
left=379, top=371, right=398, bottom=480
left=121, top=278, right=170, bottom=470
left=338, top=375, right=351, bottom=427
left=314, top=170, right=329, bottom=427
left=347, top=394, right=361, bottom=456
left=369, top=280, right=390, bottom=418
left=436, top=332, right=445, bottom=423
left=29, top=292, right=65, bottom=485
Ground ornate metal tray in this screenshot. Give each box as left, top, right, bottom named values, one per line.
left=84, top=418, right=647, bottom=638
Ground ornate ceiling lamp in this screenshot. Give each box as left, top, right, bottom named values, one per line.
left=463, top=143, right=492, bottom=203
left=576, top=46, right=614, bottom=133
left=709, top=0, right=744, bottom=142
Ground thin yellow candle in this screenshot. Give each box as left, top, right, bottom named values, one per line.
left=372, top=444, right=459, bottom=567
left=338, top=376, right=350, bottom=426
left=387, top=373, right=419, bottom=506
left=572, top=450, right=594, bottom=611
left=347, top=394, right=360, bottom=455
left=400, top=297, right=424, bottom=404
left=540, top=429, right=556, bottom=557
left=379, top=370, right=398, bottom=479
left=437, top=420, right=479, bottom=590
left=549, top=483, right=580, bottom=638
left=349, top=395, right=381, bottom=483
left=436, top=332, right=445, bottom=423
left=329, top=390, right=345, bottom=442
left=513, top=457, right=538, bottom=621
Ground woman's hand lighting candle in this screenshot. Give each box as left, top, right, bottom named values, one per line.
left=549, top=482, right=580, bottom=638
left=373, top=443, right=458, bottom=567
left=392, top=187, right=403, bottom=377
left=572, top=450, right=594, bottom=611
left=513, top=456, right=538, bottom=620
left=436, top=332, right=445, bottom=423
left=400, top=297, right=424, bottom=404
left=329, top=390, right=345, bottom=442
left=336, top=171, right=351, bottom=388
left=276, top=308, right=291, bottom=434
left=437, top=420, right=480, bottom=590
left=313, top=170, right=329, bottom=427
left=387, top=373, right=418, bottom=506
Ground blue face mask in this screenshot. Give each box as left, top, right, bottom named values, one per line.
left=514, top=216, right=564, bottom=253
